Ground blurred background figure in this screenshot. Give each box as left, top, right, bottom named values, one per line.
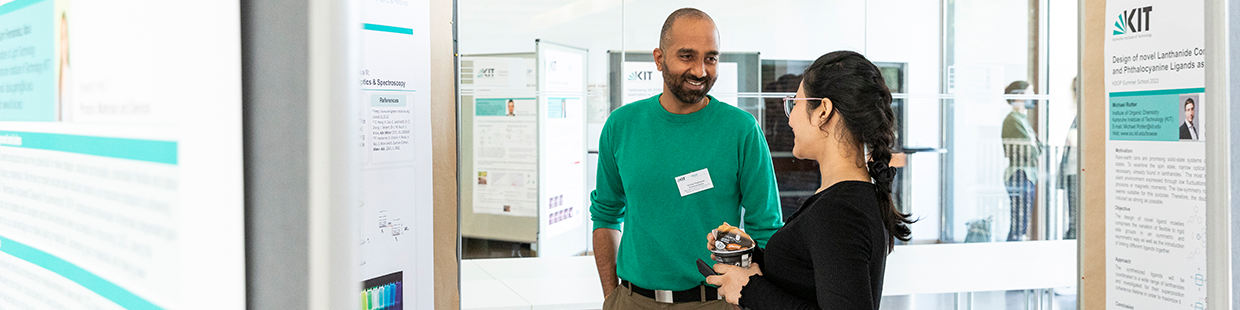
left=1001, top=80, right=1040, bottom=242
left=1059, top=77, right=1079, bottom=240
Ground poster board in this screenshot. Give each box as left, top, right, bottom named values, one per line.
left=356, top=0, right=436, bottom=308
left=1081, top=0, right=1106, bottom=307
left=1102, top=0, right=1209, bottom=308
left=459, top=53, right=540, bottom=243
left=535, top=40, right=589, bottom=257
left=458, top=42, right=590, bottom=258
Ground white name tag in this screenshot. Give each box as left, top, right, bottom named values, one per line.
left=675, top=168, right=715, bottom=197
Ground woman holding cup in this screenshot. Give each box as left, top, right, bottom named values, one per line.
left=705, top=51, right=914, bottom=309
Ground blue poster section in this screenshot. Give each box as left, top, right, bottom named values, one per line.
left=0, top=130, right=178, bottom=164
left=1108, top=88, right=1204, bottom=142
left=0, top=0, right=55, bottom=121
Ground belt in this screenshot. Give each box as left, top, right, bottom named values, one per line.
left=621, top=280, right=720, bottom=303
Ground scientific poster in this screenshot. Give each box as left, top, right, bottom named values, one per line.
left=537, top=42, right=587, bottom=247
left=1104, top=0, right=1208, bottom=308
left=540, top=96, right=585, bottom=238
left=1, top=1, right=245, bottom=309
left=620, top=61, right=738, bottom=106
left=356, top=0, right=435, bottom=308
left=472, top=97, right=538, bottom=217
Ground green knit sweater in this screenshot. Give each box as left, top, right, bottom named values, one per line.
left=591, top=94, right=784, bottom=291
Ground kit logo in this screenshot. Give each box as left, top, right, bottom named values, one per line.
left=1113, top=6, right=1152, bottom=35
left=628, top=71, right=653, bottom=81
left=476, top=68, right=495, bottom=78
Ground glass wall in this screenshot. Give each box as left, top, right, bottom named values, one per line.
left=457, top=0, right=1080, bottom=308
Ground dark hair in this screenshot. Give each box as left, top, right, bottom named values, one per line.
left=659, top=8, right=714, bottom=50
left=800, top=51, right=913, bottom=251
left=1005, top=80, right=1030, bottom=104
left=1184, top=97, right=1195, bottom=108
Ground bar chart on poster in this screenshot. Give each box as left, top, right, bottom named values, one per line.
left=356, top=0, right=435, bottom=309
left=1104, top=0, right=1209, bottom=309
left=0, top=1, right=243, bottom=309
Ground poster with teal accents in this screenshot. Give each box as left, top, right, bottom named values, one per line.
left=0, top=0, right=56, bottom=121
left=1104, top=0, right=1208, bottom=308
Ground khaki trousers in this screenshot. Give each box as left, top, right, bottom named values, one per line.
left=602, top=284, right=735, bottom=310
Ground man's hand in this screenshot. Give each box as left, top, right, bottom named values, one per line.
left=593, top=228, right=622, bottom=298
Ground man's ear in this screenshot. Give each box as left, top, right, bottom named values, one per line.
left=653, top=48, right=664, bottom=71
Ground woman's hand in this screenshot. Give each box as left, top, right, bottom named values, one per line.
left=706, top=229, right=717, bottom=250
left=705, top=263, right=762, bottom=306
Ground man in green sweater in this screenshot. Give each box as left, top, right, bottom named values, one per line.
left=591, top=8, right=783, bottom=309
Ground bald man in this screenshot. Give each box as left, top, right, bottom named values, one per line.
left=590, top=7, right=783, bottom=309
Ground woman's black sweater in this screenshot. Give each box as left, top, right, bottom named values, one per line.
left=738, top=181, right=890, bottom=309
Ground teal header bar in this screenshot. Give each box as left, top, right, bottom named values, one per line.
left=1110, top=88, right=1206, bottom=98
left=0, top=236, right=165, bottom=310
left=1108, top=94, right=1181, bottom=141
left=0, top=131, right=178, bottom=164
left=0, top=0, right=46, bottom=16
left=475, top=98, right=534, bottom=116
left=362, top=23, right=413, bottom=35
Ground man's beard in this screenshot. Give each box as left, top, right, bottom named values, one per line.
left=662, top=62, right=716, bottom=104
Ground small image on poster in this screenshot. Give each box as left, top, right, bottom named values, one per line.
left=1177, top=93, right=1202, bottom=141
left=362, top=271, right=403, bottom=310
left=547, top=98, right=566, bottom=119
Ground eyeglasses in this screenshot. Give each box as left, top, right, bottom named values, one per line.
left=783, top=95, right=824, bottom=117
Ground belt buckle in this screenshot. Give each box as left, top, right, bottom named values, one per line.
left=654, top=290, right=674, bottom=303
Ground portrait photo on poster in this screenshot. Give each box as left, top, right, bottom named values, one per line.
left=1178, top=93, right=1203, bottom=141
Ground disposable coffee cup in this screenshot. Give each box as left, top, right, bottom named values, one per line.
left=711, top=247, right=754, bottom=268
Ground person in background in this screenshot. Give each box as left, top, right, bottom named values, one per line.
left=1059, top=77, right=1079, bottom=240
left=1001, top=80, right=1040, bottom=242
left=590, top=7, right=784, bottom=309
left=706, top=51, right=914, bottom=309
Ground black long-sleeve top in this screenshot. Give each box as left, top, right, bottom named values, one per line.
left=738, top=181, right=889, bottom=309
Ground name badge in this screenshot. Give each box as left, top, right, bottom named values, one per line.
left=675, top=168, right=715, bottom=197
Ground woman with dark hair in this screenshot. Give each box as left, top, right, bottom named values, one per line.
left=705, top=51, right=913, bottom=309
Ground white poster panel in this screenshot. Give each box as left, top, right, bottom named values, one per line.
left=356, top=0, right=435, bottom=308
left=541, top=96, right=586, bottom=238
left=1104, top=1, right=1208, bottom=308
left=472, top=97, right=539, bottom=217
left=542, top=48, right=584, bottom=94
left=536, top=42, right=588, bottom=256
left=620, top=61, right=738, bottom=106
